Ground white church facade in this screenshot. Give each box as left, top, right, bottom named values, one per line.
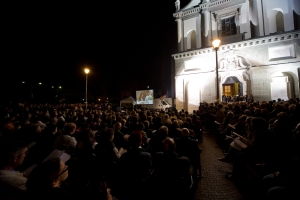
left=172, top=0, right=300, bottom=113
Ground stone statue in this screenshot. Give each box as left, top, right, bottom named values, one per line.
left=175, top=0, right=180, bottom=11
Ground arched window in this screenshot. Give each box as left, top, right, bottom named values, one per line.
left=187, top=30, right=196, bottom=50
left=275, top=11, right=284, bottom=32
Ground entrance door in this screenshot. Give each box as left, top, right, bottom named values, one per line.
left=222, top=77, right=242, bottom=96
left=223, top=84, right=233, bottom=96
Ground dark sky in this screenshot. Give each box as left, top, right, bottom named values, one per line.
left=2, top=1, right=191, bottom=101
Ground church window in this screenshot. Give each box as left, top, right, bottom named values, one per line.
left=221, top=16, right=237, bottom=37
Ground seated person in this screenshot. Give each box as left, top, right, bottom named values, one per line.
left=0, top=138, right=28, bottom=194
left=175, top=128, right=202, bottom=179
left=118, top=130, right=152, bottom=199
left=94, top=128, right=121, bottom=190
left=152, top=137, right=191, bottom=199
left=67, top=128, right=102, bottom=196
left=149, top=126, right=169, bottom=156
left=86, top=176, right=118, bottom=200
left=26, top=158, right=72, bottom=199
left=113, top=122, right=128, bottom=150
left=53, top=122, right=77, bottom=155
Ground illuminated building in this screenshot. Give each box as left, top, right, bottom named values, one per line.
left=172, top=0, right=300, bottom=112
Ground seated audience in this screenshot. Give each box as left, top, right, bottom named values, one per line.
left=53, top=122, right=77, bottom=155
left=26, top=158, right=72, bottom=199
left=0, top=138, right=28, bottom=196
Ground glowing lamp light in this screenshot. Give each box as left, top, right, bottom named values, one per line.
left=212, top=39, right=221, bottom=50
left=84, top=68, right=90, bottom=74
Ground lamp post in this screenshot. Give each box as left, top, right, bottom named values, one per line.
left=84, top=68, right=90, bottom=113
left=212, top=39, right=221, bottom=102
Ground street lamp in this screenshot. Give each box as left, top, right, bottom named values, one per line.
left=212, top=39, right=221, bottom=101
left=84, top=68, right=90, bottom=112
left=57, top=86, right=62, bottom=102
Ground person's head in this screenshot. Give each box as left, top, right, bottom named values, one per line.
left=227, top=111, right=234, bottom=118
left=0, top=138, right=28, bottom=170
left=114, top=122, right=122, bottom=131
left=244, top=109, right=251, bottom=116
left=182, top=121, right=190, bottom=129
left=172, top=120, right=179, bottom=127
left=217, top=104, right=223, bottom=110
left=86, top=176, right=113, bottom=200
left=129, top=130, right=143, bottom=148
left=162, top=137, right=176, bottom=153
left=181, top=128, right=190, bottom=137
left=30, top=124, right=42, bottom=134
left=27, top=158, right=68, bottom=191
left=120, top=119, right=126, bottom=126
left=136, top=122, right=145, bottom=131
left=158, top=126, right=168, bottom=137
left=64, top=122, right=76, bottom=135
left=77, top=128, right=95, bottom=149
left=251, top=117, right=268, bottom=132
left=143, top=120, right=150, bottom=129
left=45, top=122, right=57, bottom=134
left=3, top=119, right=15, bottom=131
left=101, top=128, right=115, bottom=141
left=186, top=117, right=192, bottom=124
left=238, top=115, right=248, bottom=124
left=147, top=115, right=153, bottom=123
left=276, top=112, right=288, bottom=120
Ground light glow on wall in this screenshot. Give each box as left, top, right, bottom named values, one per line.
left=185, top=58, right=214, bottom=72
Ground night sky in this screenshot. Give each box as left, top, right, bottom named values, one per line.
left=2, top=1, right=191, bottom=102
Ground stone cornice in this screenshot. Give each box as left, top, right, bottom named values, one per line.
left=172, top=30, right=300, bottom=60
left=173, top=0, right=246, bottom=19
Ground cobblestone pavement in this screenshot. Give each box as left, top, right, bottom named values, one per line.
left=192, top=131, right=245, bottom=200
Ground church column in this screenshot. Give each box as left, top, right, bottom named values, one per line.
left=236, top=8, right=241, bottom=34
left=217, top=16, right=222, bottom=38
left=196, top=13, right=202, bottom=48
left=176, top=18, right=184, bottom=52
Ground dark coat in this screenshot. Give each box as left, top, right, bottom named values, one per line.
left=175, top=137, right=201, bottom=168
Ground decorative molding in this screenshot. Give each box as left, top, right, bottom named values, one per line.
left=172, top=31, right=300, bottom=60
left=173, top=0, right=246, bottom=19
left=268, top=44, right=296, bottom=61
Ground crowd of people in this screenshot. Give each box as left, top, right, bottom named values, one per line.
left=0, top=101, right=202, bottom=200
left=0, top=97, right=299, bottom=199
left=200, top=98, right=300, bottom=199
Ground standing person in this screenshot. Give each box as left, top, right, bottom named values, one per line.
left=227, top=95, right=232, bottom=103
left=222, top=94, right=227, bottom=103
